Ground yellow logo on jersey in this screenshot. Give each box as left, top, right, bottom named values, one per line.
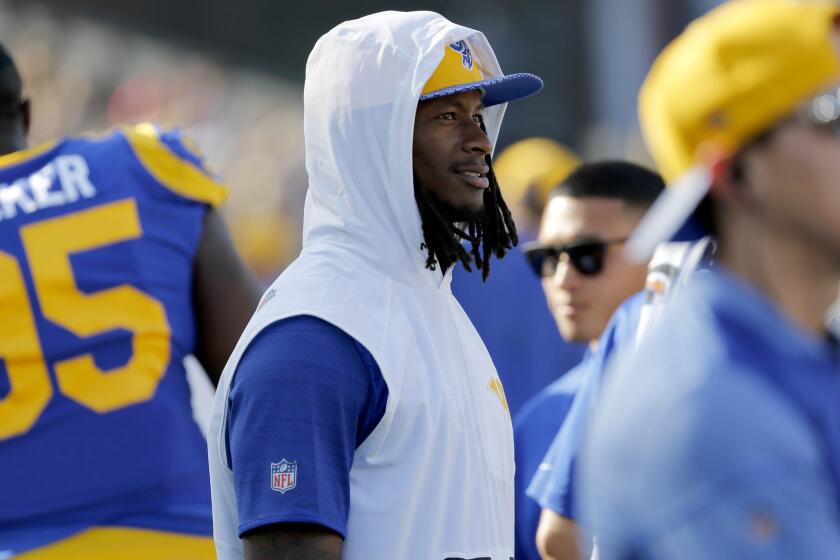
left=487, top=376, right=509, bottom=413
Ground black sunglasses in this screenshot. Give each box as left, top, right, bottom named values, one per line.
left=522, top=237, right=628, bottom=278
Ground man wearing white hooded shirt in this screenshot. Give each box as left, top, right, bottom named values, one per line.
left=207, top=11, right=543, bottom=560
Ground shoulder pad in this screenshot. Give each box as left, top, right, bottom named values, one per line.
left=122, top=123, right=228, bottom=207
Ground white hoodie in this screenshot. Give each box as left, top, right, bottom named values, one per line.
left=208, top=11, right=515, bottom=560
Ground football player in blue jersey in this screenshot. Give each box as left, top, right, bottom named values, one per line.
left=0, top=43, right=261, bottom=557
left=579, top=1, right=840, bottom=557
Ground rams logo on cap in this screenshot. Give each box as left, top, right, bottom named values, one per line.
left=448, top=40, right=473, bottom=70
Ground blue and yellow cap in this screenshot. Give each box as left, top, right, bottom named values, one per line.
left=420, top=41, right=543, bottom=107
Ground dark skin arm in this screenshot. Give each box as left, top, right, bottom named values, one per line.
left=244, top=523, right=343, bottom=560
left=192, top=208, right=263, bottom=385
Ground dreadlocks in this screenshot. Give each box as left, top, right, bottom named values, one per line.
left=415, top=147, right=518, bottom=282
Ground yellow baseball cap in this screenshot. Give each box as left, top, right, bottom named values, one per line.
left=492, top=138, right=581, bottom=207
left=627, top=0, right=840, bottom=261
left=420, top=40, right=543, bottom=107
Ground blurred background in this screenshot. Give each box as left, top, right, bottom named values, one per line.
left=1, top=0, right=725, bottom=282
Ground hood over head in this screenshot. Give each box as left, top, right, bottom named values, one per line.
left=301, top=11, right=511, bottom=288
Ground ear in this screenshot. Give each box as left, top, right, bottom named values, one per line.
left=20, top=98, right=30, bottom=135
left=708, top=154, right=739, bottom=201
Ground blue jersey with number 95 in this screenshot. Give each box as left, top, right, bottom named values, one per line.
left=0, top=124, right=226, bottom=556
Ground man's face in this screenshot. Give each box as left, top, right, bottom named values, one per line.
left=740, top=119, right=840, bottom=261
left=538, top=196, right=648, bottom=344
left=413, top=90, right=492, bottom=219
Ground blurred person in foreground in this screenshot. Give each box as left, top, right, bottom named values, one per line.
left=580, top=1, right=840, bottom=557
left=453, top=137, right=585, bottom=417
left=516, top=162, right=664, bottom=560
left=0, top=43, right=261, bottom=557
left=207, top=11, right=542, bottom=560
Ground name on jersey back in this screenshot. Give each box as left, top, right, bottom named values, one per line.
left=0, top=154, right=97, bottom=221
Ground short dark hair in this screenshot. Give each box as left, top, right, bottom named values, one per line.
left=549, top=160, right=665, bottom=210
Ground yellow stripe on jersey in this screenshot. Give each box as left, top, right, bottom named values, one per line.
left=123, top=123, right=229, bottom=208
left=16, top=527, right=216, bottom=559
left=0, top=141, right=57, bottom=170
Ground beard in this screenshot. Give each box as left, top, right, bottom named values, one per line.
left=412, top=168, right=516, bottom=279
left=413, top=178, right=485, bottom=225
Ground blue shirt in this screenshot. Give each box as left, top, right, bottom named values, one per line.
left=0, top=124, right=227, bottom=553
left=526, top=292, right=645, bottom=518
left=579, top=270, right=840, bottom=559
left=453, top=242, right=586, bottom=416
left=226, top=315, right=389, bottom=538
left=513, top=364, right=585, bottom=560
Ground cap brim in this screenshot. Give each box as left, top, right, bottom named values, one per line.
left=624, top=166, right=712, bottom=263
left=419, top=72, right=543, bottom=107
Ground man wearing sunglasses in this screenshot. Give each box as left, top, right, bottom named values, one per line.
left=514, top=161, right=663, bottom=560
left=523, top=162, right=663, bottom=345
left=579, top=1, right=840, bottom=557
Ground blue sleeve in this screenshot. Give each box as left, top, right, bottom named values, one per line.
left=526, top=292, right=644, bottom=517
left=525, top=361, right=594, bottom=516
left=226, top=315, right=389, bottom=538
left=513, top=367, right=583, bottom=560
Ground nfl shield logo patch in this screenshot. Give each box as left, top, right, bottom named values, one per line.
left=270, top=459, right=297, bottom=494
